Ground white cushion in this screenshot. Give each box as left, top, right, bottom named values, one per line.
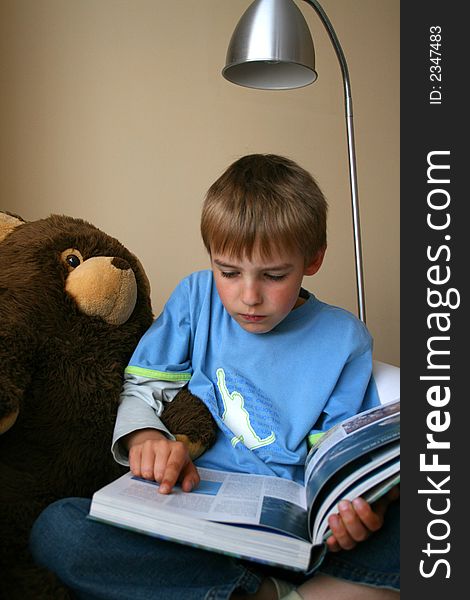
left=373, top=360, right=400, bottom=405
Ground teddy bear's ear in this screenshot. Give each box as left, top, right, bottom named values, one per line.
left=0, top=212, right=26, bottom=243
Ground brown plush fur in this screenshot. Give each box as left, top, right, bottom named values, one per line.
left=0, top=214, right=216, bottom=600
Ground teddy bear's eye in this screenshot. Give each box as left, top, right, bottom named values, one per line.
left=60, top=248, right=84, bottom=272
left=66, top=254, right=81, bottom=269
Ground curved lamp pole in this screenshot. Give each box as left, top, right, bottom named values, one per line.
left=222, top=0, right=366, bottom=323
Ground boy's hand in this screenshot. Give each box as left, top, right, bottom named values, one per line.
left=326, top=485, right=400, bottom=552
left=125, top=429, right=200, bottom=494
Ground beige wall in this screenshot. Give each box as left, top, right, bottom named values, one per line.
left=0, top=0, right=400, bottom=366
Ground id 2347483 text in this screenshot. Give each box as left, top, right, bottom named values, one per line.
left=429, top=26, right=442, bottom=105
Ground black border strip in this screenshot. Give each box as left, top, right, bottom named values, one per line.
left=401, top=1, right=466, bottom=595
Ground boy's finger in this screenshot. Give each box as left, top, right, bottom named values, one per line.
left=128, top=445, right=142, bottom=478
left=327, top=513, right=356, bottom=550
left=137, top=443, right=162, bottom=480
left=158, top=443, right=189, bottom=494
left=180, top=461, right=200, bottom=493
left=337, top=500, right=371, bottom=542
left=325, top=534, right=341, bottom=552
left=137, top=440, right=164, bottom=481
left=151, top=442, right=172, bottom=483
left=351, top=497, right=384, bottom=532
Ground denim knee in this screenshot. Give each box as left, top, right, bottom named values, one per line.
left=30, top=497, right=91, bottom=579
left=29, top=497, right=262, bottom=600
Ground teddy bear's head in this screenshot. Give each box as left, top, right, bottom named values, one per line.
left=0, top=212, right=153, bottom=434
left=0, top=212, right=151, bottom=324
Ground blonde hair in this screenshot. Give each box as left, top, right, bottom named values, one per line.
left=201, top=154, right=327, bottom=264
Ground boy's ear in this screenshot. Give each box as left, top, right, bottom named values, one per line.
left=304, top=247, right=326, bottom=276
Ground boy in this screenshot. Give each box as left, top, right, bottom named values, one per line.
left=31, top=154, right=399, bottom=599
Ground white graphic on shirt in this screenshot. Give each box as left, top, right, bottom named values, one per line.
left=216, top=368, right=276, bottom=449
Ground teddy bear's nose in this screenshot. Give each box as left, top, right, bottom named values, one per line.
left=111, top=257, right=131, bottom=271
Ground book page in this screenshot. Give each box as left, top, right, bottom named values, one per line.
left=304, top=416, right=399, bottom=511
left=307, top=442, right=400, bottom=529
left=312, top=462, right=400, bottom=542
left=304, top=400, right=400, bottom=484
left=90, top=469, right=316, bottom=572
left=97, top=468, right=310, bottom=541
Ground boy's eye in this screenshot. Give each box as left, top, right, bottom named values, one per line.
left=265, top=273, right=287, bottom=281
left=220, top=271, right=239, bottom=278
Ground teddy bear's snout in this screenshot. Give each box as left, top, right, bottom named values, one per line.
left=65, top=256, right=138, bottom=325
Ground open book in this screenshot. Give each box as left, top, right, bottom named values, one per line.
left=89, top=400, right=400, bottom=572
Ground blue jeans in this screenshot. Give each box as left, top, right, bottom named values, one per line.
left=30, top=498, right=399, bottom=599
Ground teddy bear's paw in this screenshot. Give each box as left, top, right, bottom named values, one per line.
left=175, top=434, right=207, bottom=460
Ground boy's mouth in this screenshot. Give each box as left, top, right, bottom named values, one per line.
left=239, top=313, right=266, bottom=323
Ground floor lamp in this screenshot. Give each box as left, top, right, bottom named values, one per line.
left=222, top=0, right=366, bottom=323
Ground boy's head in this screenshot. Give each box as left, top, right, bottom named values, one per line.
left=201, top=154, right=328, bottom=334
left=201, top=154, right=327, bottom=266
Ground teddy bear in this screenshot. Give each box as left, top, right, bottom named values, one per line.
left=0, top=212, right=217, bottom=600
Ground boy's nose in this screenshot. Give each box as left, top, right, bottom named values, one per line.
left=241, top=282, right=262, bottom=306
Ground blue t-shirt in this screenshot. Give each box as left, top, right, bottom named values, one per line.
left=125, top=270, right=378, bottom=483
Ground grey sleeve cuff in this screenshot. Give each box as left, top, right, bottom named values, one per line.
left=111, top=396, right=176, bottom=466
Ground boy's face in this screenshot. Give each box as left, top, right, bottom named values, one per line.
left=211, top=246, right=324, bottom=334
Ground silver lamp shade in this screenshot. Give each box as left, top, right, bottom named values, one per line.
left=223, top=0, right=317, bottom=90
